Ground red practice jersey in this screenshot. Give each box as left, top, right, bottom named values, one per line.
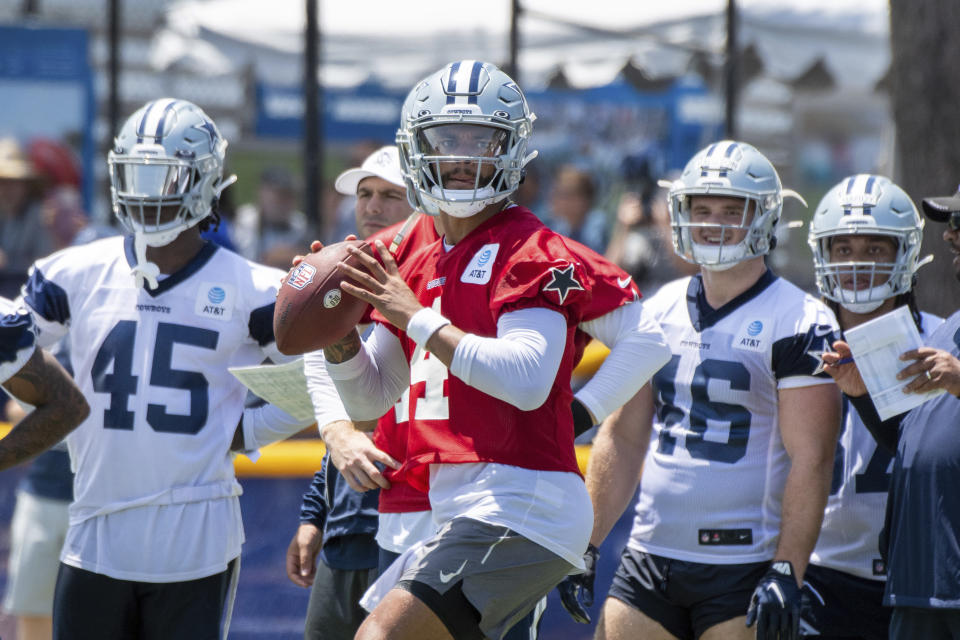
left=366, top=214, right=439, bottom=512
left=371, top=205, right=633, bottom=493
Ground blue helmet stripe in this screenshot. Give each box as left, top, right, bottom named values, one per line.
left=845, top=177, right=856, bottom=194
left=864, top=175, right=877, bottom=195
left=136, top=100, right=158, bottom=143
left=154, top=99, right=180, bottom=144
left=446, top=61, right=462, bottom=104
left=467, top=61, right=482, bottom=104
left=705, top=143, right=718, bottom=157
left=723, top=142, right=738, bottom=158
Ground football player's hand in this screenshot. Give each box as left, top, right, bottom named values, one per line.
left=291, top=236, right=359, bottom=267
left=291, top=240, right=324, bottom=268
left=557, top=543, right=599, bottom=624
left=321, top=420, right=400, bottom=492
left=897, top=347, right=960, bottom=397
left=746, top=561, right=802, bottom=640
left=286, top=523, right=322, bottom=587
left=337, top=239, right=423, bottom=331
left=821, top=340, right=867, bottom=397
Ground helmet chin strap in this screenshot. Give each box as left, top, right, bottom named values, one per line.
left=835, top=283, right=891, bottom=314
left=132, top=233, right=161, bottom=290
left=691, top=242, right=749, bottom=270
left=429, top=185, right=501, bottom=218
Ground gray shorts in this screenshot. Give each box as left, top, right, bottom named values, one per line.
left=398, top=517, right=573, bottom=640
left=3, top=491, right=70, bottom=616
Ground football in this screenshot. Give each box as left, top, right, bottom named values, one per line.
left=273, top=239, right=375, bottom=355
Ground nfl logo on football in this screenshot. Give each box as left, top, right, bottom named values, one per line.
left=288, top=264, right=317, bottom=290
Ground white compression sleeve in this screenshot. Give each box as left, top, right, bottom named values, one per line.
left=325, top=323, right=410, bottom=421
left=575, top=301, right=670, bottom=424
left=241, top=401, right=316, bottom=453
left=303, top=349, right=351, bottom=432
left=449, top=307, right=567, bottom=411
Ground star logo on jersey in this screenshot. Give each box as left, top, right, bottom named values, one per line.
left=543, top=264, right=583, bottom=304
left=807, top=348, right=829, bottom=376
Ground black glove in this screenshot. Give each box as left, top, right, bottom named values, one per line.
left=746, top=561, right=802, bottom=640
left=557, top=543, right=599, bottom=624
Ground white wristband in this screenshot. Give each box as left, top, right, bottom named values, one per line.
left=406, top=307, right=451, bottom=347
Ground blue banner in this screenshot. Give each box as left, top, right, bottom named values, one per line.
left=0, top=25, right=96, bottom=211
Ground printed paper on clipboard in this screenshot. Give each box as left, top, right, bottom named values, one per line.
left=843, top=305, right=945, bottom=420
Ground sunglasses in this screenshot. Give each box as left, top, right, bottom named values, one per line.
left=950, top=211, right=960, bottom=232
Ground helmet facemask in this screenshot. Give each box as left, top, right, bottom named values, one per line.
left=670, top=191, right=782, bottom=270
left=812, top=233, right=919, bottom=313
left=808, top=174, right=927, bottom=314
left=109, top=150, right=216, bottom=246
left=397, top=61, right=537, bottom=219
left=108, top=98, right=235, bottom=288
left=666, top=141, right=798, bottom=270
left=409, top=123, right=515, bottom=218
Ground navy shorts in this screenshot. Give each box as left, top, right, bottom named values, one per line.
left=53, top=559, right=238, bottom=640
left=607, top=547, right=767, bottom=640
left=801, top=564, right=890, bottom=640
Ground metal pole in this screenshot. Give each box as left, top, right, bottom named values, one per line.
left=507, top=0, right=521, bottom=81
left=304, top=0, right=322, bottom=231
left=22, top=0, right=39, bottom=16
left=724, top=0, right=738, bottom=138
left=108, top=0, right=120, bottom=143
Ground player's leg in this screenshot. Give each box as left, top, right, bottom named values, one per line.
left=356, top=587, right=460, bottom=640
left=682, top=558, right=767, bottom=640
left=3, top=491, right=70, bottom=640
left=595, top=548, right=692, bottom=640
left=305, top=563, right=377, bottom=640
left=594, top=597, right=679, bottom=640
left=359, top=517, right=572, bottom=640
left=52, top=563, right=138, bottom=640
left=699, top=616, right=751, bottom=640
left=138, top=557, right=239, bottom=640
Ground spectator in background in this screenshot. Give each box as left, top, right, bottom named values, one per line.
left=2, top=138, right=88, bottom=640
left=233, top=165, right=313, bottom=268
left=0, top=138, right=54, bottom=293
left=28, top=139, right=97, bottom=251
left=605, top=186, right=697, bottom=296
left=544, top=164, right=609, bottom=254
left=514, top=162, right=545, bottom=213
left=2, top=343, right=76, bottom=640
left=324, top=140, right=386, bottom=243
left=287, top=145, right=414, bottom=640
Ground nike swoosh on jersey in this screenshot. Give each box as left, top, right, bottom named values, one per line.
left=439, top=559, right=468, bottom=584
left=814, top=324, right=834, bottom=337
left=618, top=276, right=632, bottom=288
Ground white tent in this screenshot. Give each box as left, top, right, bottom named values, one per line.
left=151, top=0, right=890, bottom=91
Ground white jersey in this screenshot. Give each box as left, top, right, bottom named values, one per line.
left=24, top=236, right=289, bottom=582
left=0, top=296, right=36, bottom=385
left=810, top=309, right=943, bottom=581
left=629, top=272, right=838, bottom=563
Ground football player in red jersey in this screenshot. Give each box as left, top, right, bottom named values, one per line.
left=318, top=60, right=671, bottom=640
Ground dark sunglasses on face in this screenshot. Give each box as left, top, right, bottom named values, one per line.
left=950, top=211, right=960, bottom=232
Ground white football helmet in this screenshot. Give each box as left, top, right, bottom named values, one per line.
left=664, top=140, right=805, bottom=270
left=396, top=60, right=537, bottom=218
left=808, top=174, right=927, bottom=313
left=108, top=98, right=235, bottom=247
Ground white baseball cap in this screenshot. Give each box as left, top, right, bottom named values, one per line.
left=334, top=145, right=405, bottom=195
